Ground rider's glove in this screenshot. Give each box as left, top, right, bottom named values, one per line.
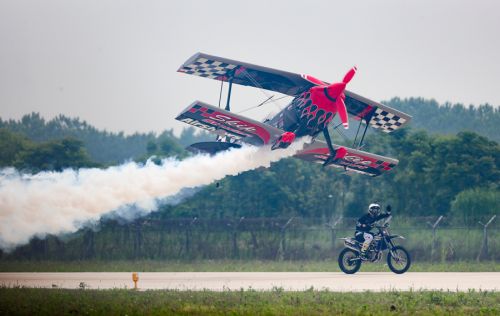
left=386, top=205, right=392, bottom=214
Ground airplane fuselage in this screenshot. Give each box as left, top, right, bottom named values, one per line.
left=266, top=89, right=339, bottom=138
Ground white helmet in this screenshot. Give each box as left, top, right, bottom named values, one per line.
left=368, top=203, right=381, bottom=216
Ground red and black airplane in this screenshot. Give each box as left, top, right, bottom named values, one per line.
left=175, top=53, right=411, bottom=177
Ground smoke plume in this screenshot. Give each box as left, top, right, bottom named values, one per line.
left=0, top=139, right=309, bottom=251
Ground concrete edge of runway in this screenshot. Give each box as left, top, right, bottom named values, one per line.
left=1, top=272, right=499, bottom=292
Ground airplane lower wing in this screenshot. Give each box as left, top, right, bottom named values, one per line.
left=175, top=101, right=283, bottom=146
left=178, top=53, right=411, bottom=133
left=295, top=141, right=398, bottom=177
left=176, top=101, right=399, bottom=177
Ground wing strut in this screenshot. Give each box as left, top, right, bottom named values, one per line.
left=217, top=75, right=233, bottom=142
left=352, top=119, right=363, bottom=148
left=353, top=111, right=374, bottom=149
left=218, top=79, right=224, bottom=108
left=225, top=78, right=233, bottom=112
left=357, top=118, right=371, bottom=149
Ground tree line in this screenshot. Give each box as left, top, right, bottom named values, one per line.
left=385, top=97, right=500, bottom=142
left=1, top=97, right=498, bottom=164
left=156, top=129, right=498, bottom=221
left=0, top=129, right=97, bottom=172
left=0, top=113, right=210, bottom=164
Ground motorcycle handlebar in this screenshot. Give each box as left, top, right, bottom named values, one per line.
left=374, top=215, right=392, bottom=229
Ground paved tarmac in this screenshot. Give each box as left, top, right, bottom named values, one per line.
left=1, top=272, right=499, bottom=291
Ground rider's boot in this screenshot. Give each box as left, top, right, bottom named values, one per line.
left=360, top=241, right=370, bottom=260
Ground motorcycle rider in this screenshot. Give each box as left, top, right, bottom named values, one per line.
left=355, top=203, right=392, bottom=259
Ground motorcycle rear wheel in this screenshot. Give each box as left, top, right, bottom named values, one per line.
left=387, top=245, right=411, bottom=274
left=338, top=248, right=362, bottom=274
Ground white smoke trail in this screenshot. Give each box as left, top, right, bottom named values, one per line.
left=0, top=139, right=309, bottom=251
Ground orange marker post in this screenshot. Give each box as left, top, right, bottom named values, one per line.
left=132, top=272, right=139, bottom=290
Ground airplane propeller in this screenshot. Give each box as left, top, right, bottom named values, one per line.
left=308, top=66, right=357, bottom=129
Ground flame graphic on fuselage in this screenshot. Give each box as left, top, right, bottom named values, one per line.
left=290, top=91, right=336, bottom=137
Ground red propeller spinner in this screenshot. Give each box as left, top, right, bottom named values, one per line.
left=307, top=66, right=357, bottom=129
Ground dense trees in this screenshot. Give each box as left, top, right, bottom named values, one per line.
left=0, top=114, right=212, bottom=165
left=0, top=113, right=181, bottom=164
left=15, top=138, right=98, bottom=172
left=385, top=98, right=500, bottom=142
left=139, top=130, right=187, bottom=163
left=0, top=129, right=96, bottom=172
left=155, top=129, right=499, bottom=220
left=2, top=98, right=499, bottom=163
left=450, top=188, right=499, bottom=225
left=0, top=129, right=30, bottom=168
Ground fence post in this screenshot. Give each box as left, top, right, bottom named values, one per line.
left=133, top=223, right=143, bottom=259
left=157, top=220, right=166, bottom=259
left=326, top=216, right=343, bottom=251
left=185, top=217, right=197, bottom=258
left=83, top=228, right=95, bottom=260
left=477, top=215, right=496, bottom=262
left=427, top=215, right=443, bottom=261
left=250, top=230, right=259, bottom=258
left=276, top=217, right=294, bottom=261
left=231, top=217, right=244, bottom=259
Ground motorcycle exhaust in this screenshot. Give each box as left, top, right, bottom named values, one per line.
left=341, top=238, right=360, bottom=252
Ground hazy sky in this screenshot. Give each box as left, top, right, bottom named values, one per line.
left=0, top=0, right=499, bottom=134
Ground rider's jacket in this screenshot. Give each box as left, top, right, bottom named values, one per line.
left=355, top=213, right=391, bottom=233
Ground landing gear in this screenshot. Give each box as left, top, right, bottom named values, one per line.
left=322, top=128, right=347, bottom=167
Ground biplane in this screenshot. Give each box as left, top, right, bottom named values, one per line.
left=175, top=53, right=411, bottom=177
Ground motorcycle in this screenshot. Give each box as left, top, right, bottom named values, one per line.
left=338, top=216, right=411, bottom=274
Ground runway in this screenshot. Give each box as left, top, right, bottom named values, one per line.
left=1, top=272, right=499, bottom=291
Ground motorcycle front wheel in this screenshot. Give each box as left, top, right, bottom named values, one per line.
left=338, top=248, right=362, bottom=274
left=387, top=245, right=411, bottom=274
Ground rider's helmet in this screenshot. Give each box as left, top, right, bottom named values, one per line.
left=368, top=203, right=381, bottom=216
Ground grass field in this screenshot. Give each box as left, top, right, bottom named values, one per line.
left=0, top=288, right=498, bottom=315
left=0, top=259, right=498, bottom=272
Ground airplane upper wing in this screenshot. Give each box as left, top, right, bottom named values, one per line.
left=343, top=91, right=412, bottom=133
left=178, top=52, right=313, bottom=96
left=295, top=141, right=398, bottom=177
left=178, top=52, right=411, bottom=133
left=175, top=100, right=283, bottom=146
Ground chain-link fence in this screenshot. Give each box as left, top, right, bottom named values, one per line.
left=2, top=216, right=498, bottom=262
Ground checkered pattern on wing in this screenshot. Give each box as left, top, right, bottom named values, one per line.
left=369, top=108, right=407, bottom=133
left=371, top=160, right=397, bottom=171
left=179, top=57, right=238, bottom=79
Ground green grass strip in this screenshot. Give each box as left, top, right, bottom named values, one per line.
left=0, top=260, right=499, bottom=272
left=0, top=288, right=499, bottom=315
